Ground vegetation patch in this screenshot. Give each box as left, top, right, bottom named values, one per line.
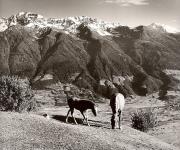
left=131, top=108, right=157, bottom=132
left=0, top=75, right=36, bottom=112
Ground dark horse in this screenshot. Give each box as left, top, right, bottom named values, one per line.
left=66, top=97, right=97, bottom=126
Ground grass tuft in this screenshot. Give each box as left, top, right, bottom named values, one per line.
left=131, top=108, right=157, bottom=132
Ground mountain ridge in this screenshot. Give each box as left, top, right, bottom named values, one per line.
left=0, top=12, right=180, bottom=97
left=1, top=12, right=179, bottom=34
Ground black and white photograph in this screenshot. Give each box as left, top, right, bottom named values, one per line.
left=0, top=0, right=180, bottom=149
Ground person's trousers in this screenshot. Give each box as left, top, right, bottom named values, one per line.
left=111, top=110, right=121, bottom=129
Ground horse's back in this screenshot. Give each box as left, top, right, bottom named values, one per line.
left=115, top=93, right=125, bottom=111
left=74, top=99, right=95, bottom=111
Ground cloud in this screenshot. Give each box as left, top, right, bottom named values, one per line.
left=171, top=19, right=177, bottom=23
left=104, top=0, right=149, bottom=6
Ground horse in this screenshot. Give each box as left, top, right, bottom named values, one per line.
left=65, top=97, right=97, bottom=126
left=110, top=93, right=125, bottom=129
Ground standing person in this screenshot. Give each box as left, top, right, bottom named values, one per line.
left=104, top=80, right=125, bottom=129
left=63, top=84, right=72, bottom=99
left=110, top=93, right=125, bottom=129
left=104, top=80, right=118, bottom=99
left=110, top=93, right=117, bottom=129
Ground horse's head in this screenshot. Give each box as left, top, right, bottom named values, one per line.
left=67, top=97, right=74, bottom=104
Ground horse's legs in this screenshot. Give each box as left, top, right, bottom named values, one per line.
left=81, top=111, right=86, bottom=123
left=118, top=110, right=122, bottom=130
left=71, top=108, right=78, bottom=124
left=85, top=111, right=90, bottom=126
left=66, top=109, right=71, bottom=123
left=111, top=113, right=116, bottom=129
left=81, top=111, right=90, bottom=126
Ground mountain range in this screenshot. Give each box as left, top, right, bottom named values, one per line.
left=0, top=12, right=180, bottom=97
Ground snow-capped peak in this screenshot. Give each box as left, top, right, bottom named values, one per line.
left=149, top=23, right=179, bottom=33
left=3, top=12, right=121, bottom=36
left=7, top=12, right=45, bottom=26
left=2, top=12, right=179, bottom=36
left=46, top=16, right=121, bottom=36
left=0, top=18, right=8, bottom=32
left=17, top=12, right=43, bottom=19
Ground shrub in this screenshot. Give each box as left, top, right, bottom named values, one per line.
left=158, top=71, right=171, bottom=100
left=0, top=75, right=36, bottom=112
left=131, top=108, right=157, bottom=132
left=158, top=89, right=168, bottom=100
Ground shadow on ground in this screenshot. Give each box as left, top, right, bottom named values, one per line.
left=51, top=115, right=109, bottom=128
left=52, top=115, right=83, bottom=124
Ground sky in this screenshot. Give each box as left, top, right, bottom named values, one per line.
left=0, top=0, right=179, bottom=29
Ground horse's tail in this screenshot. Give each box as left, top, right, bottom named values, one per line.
left=91, top=103, right=97, bottom=116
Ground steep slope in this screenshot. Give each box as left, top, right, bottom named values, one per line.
left=112, top=25, right=180, bottom=93
left=0, top=12, right=180, bottom=97
left=112, top=25, right=180, bottom=71
left=0, top=25, right=41, bottom=77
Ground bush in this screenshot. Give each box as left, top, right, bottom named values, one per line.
left=131, top=108, right=157, bottom=132
left=158, top=71, right=171, bottom=100
left=158, top=89, right=168, bottom=100
left=0, top=75, right=36, bottom=112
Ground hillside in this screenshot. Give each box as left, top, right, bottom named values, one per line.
left=0, top=112, right=179, bottom=150
left=0, top=12, right=180, bottom=97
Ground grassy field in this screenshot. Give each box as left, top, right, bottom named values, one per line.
left=0, top=90, right=180, bottom=150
